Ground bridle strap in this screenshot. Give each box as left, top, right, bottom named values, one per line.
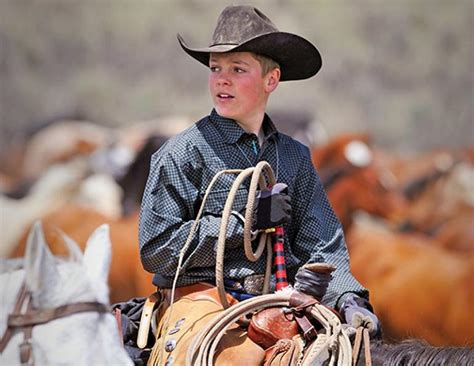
left=0, top=282, right=110, bottom=365
left=0, top=284, right=34, bottom=364
left=19, top=299, right=33, bottom=366
left=0, top=283, right=29, bottom=354
left=8, top=302, right=110, bottom=328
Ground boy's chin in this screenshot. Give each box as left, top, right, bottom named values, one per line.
left=214, top=108, right=235, bottom=120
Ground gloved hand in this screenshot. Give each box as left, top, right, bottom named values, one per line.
left=340, top=294, right=381, bottom=337
left=293, top=264, right=334, bottom=301
left=252, top=183, right=291, bottom=231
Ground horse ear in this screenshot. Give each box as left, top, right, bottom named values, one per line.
left=24, top=221, right=59, bottom=307
left=83, top=224, right=112, bottom=303
left=55, top=228, right=83, bottom=262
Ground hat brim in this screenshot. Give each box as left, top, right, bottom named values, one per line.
left=177, top=32, right=322, bottom=81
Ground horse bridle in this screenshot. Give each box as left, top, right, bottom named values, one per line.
left=0, top=283, right=110, bottom=365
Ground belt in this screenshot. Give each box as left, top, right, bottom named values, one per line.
left=225, top=274, right=276, bottom=296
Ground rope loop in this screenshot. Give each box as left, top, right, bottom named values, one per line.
left=216, top=161, right=276, bottom=309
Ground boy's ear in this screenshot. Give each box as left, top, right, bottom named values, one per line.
left=265, top=68, right=281, bottom=92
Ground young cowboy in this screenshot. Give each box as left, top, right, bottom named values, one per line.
left=139, top=5, right=380, bottom=359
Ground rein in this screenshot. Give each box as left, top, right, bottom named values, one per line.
left=352, top=327, right=372, bottom=366
left=0, top=283, right=109, bottom=365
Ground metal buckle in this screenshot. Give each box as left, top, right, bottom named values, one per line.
left=243, top=274, right=265, bottom=295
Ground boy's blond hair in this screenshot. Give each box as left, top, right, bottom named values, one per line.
left=252, top=53, right=280, bottom=77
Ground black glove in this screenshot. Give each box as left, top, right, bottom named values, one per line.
left=340, top=294, right=381, bottom=337
left=293, top=264, right=334, bottom=301
left=252, top=183, right=291, bottom=231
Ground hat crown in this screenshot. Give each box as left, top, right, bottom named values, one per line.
left=210, top=5, right=279, bottom=47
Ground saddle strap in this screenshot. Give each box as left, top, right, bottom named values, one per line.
left=294, top=313, right=317, bottom=341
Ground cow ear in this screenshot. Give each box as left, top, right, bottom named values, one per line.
left=55, top=228, right=83, bottom=262
left=24, top=221, right=59, bottom=307
left=83, top=224, right=111, bottom=304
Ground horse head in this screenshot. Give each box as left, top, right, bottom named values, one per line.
left=0, top=221, right=132, bottom=365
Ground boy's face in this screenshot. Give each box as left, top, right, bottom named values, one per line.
left=208, top=52, right=279, bottom=125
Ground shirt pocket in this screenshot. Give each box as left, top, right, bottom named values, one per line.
left=202, top=186, right=249, bottom=216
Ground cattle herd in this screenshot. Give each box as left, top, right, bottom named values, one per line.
left=1, top=118, right=472, bottom=348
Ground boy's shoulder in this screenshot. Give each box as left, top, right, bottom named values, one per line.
left=277, top=131, right=312, bottom=160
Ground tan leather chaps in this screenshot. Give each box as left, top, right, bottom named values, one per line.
left=147, top=283, right=265, bottom=366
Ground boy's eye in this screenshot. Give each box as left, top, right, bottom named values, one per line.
left=234, top=67, right=245, bottom=73
left=210, top=66, right=220, bottom=72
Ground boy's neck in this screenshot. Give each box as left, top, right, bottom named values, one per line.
left=234, top=112, right=265, bottom=136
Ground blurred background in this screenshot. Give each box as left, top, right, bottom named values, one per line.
left=0, top=0, right=472, bottom=151
left=0, top=0, right=473, bottom=349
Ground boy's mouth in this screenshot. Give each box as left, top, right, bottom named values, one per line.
left=217, top=93, right=234, bottom=99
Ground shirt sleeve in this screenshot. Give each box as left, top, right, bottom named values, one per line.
left=138, top=150, right=245, bottom=279
left=289, top=148, right=368, bottom=309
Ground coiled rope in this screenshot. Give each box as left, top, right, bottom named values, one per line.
left=186, top=290, right=353, bottom=366
left=216, top=161, right=276, bottom=309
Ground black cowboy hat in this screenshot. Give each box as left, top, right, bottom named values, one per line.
left=177, top=5, right=322, bottom=81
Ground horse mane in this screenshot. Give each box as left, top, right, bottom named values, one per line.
left=363, top=339, right=474, bottom=366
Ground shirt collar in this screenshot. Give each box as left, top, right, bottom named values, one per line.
left=209, top=109, right=279, bottom=144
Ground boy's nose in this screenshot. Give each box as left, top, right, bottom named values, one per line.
left=216, top=72, right=231, bottom=85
